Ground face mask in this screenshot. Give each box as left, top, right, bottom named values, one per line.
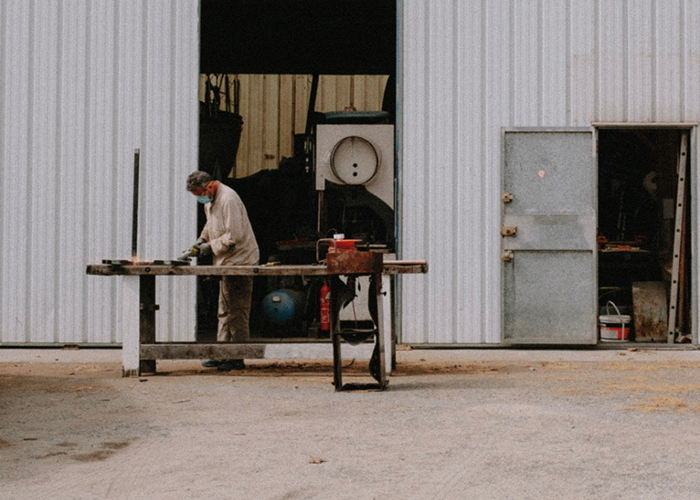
left=196, top=196, right=212, bottom=204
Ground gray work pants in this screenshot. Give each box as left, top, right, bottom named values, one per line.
left=217, top=275, right=254, bottom=342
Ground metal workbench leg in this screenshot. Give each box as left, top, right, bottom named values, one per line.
left=375, top=272, right=387, bottom=388
left=120, top=276, right=140, bottom=377
left=390, top=274, right=397, bottom=372
left=139, top=275, right=157, bottom=374
left=330, top=279, right=343, bottom=390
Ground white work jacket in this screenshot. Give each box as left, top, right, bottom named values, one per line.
left=200, top=183, right=260, bottom=266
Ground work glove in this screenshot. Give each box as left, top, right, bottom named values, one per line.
left=194, top=241, right=212, bottom=258
left=179, top=238, right=206, bottom=260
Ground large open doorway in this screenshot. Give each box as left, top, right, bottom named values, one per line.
left=597, top=128, right=693, bottom=344
left=197, top=0, right=397, bottom=341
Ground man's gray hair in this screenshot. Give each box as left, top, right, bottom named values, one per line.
left=186, top=171, right=213, bottom=192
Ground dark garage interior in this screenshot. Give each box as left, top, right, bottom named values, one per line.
left=196, top=0, right=397, bottom=341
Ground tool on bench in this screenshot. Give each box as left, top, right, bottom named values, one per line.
left=178, top=247, right=196, bottom=261
left=179, top=237, right=210, bottom=261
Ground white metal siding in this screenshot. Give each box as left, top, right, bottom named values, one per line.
left=0, top=0, right=199, bottom=344
left=400, top=0, right=700, bottom=344
left=6, top=0, right=700, bottom=348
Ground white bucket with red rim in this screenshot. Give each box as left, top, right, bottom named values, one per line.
left=599, top=301, right=631, bottom=342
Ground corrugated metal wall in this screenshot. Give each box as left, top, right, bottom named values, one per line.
left=7, top=0, right=700, bottom=347
left=199, top=74, right=390, bottom=177
left=400, top=0, right=700, bottom=344
left=0, top=0, right=199, bottom=344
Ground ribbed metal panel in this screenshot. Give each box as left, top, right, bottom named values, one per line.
left=400, top=0, right=700, bottom=344
left=0, top=0, right=199, bottom=344
left=6, top=0, right=700, bottom=347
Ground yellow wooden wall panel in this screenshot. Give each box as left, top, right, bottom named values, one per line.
left=335, top=75, right=352, bottom=109
left=319, top=75, right=336, bottom=114
left=245, top=74, right=265, bottom=177
left=262, top=74, right=280, bottom=171
left=365, top=74, right=382, bottom=112
left=279, top=75, right=295, bottom=160
left=234, top=74, right=250, bottom=177
left=200, top=74, right=390, bottom=177
left=294, top=74, right=311, bottom=135
left=353, top=75, right=367, bottom=111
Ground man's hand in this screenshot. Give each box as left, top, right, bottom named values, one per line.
left=194, top=240, right=212, bottom=258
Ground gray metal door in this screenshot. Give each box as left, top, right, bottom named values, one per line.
left=502, top=130, right=597, bottom=344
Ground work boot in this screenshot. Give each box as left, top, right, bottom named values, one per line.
left=201, top=359, right=220, bottom=368
left=217, top=359, right=245, bottom=371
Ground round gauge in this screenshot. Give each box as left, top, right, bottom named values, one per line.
left=329, top=136, right=379, bottom=185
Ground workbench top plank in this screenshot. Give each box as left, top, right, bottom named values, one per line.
left=86, top=261, right=427, bottom=276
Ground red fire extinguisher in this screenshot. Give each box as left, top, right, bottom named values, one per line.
left=320, top=281, right=330, bottom=333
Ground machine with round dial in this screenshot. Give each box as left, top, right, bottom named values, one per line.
left=329, top=136, right=379, bottom=185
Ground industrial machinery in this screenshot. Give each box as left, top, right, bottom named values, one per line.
left=315, top=117, right=394, bottom=209
left=314, top=112, right=395, bottom=328
left=315, top=112, right=395, bottom=249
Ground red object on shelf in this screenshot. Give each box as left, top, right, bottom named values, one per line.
left=330, top=239, right=361, bottom=252
left=320, top=282, right=330, bottom=332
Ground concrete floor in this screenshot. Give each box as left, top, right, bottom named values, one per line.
left=2, top=346, right=700, bottom=499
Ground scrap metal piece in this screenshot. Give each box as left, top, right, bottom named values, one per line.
left=102, top=259, right=131, bottom=266
left=632, top=281, right=668, bottom=342
left=152, top=259, right=191, bottom=266
left=326, top=251, right=383, bottom=275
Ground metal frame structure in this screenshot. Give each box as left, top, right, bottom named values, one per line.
left=86, top=260, right=427, bottom=390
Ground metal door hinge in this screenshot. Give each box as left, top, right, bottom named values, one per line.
left=501, top=226, right=517, bottom=237
left=502, top=192, right=513, bottom=203
left=502, top=250, right=514, bottom=262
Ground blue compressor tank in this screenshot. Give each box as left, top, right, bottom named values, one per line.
left=262, top=289, right=307, bottom=325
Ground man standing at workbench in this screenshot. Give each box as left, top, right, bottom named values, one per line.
left=186, top=171, right=260, bottom=371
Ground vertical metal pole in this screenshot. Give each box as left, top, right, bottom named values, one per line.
left=330, top=279, right=343, bottom=390
left=131, top=148, right=140, bottom=262
left=390, top=274, right=397, bottom=372
left=139, top=275, right=157, bottom=374
left=305, top=74, right=320, bottom=137
left=375, top=272, right=387, bottom=389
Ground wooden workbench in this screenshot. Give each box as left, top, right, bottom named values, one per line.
left=86, top=260, right=427, bottom=390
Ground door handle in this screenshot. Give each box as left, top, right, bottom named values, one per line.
left=501, top=226, right=517, bottom=237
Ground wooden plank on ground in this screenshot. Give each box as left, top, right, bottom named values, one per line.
left=140, top=343, right=266, bottom=360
